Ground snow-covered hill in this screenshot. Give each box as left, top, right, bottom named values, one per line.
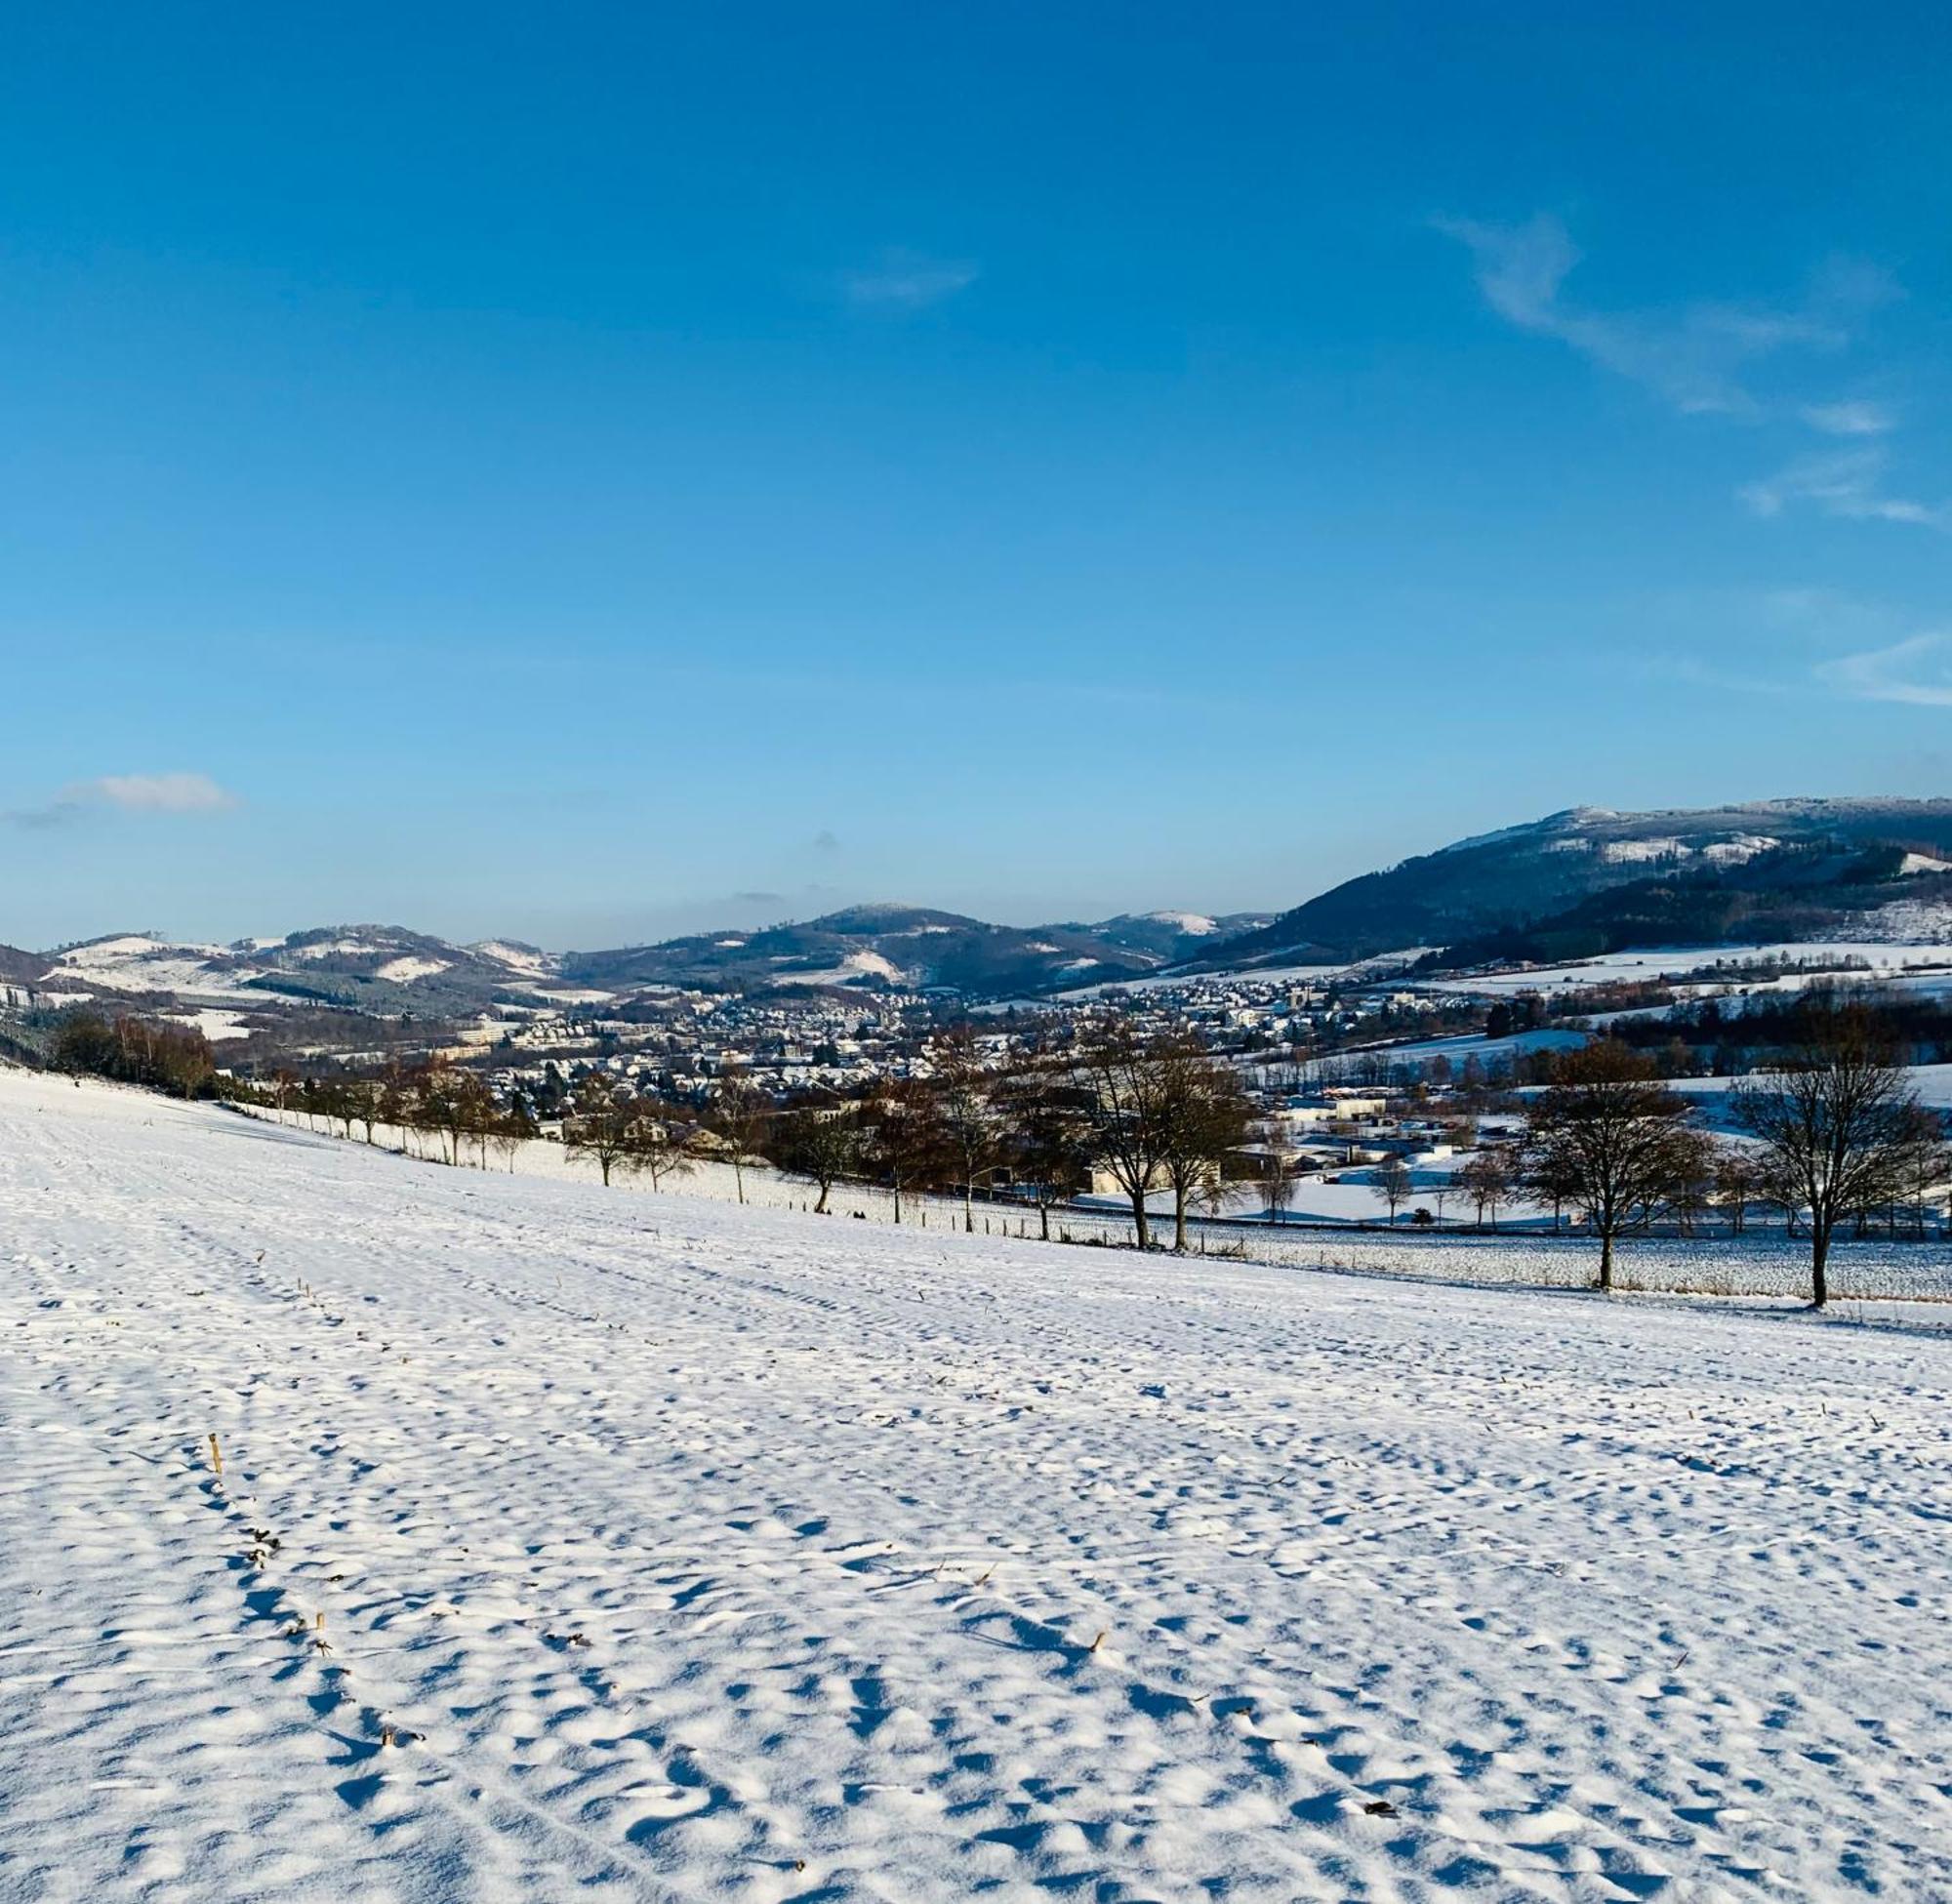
left=48, top=932, right=266, bottom=999
left=1202, top=796, right=1952, bottom=970
left=3, top=1067, right=1948, bottom=1901
left=30, top=925, right=572, bottom=1019
left=561, top=904, right=1181, bottom=995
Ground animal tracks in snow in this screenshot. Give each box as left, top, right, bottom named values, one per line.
left=2, top=1067, right=1950, bottom=1901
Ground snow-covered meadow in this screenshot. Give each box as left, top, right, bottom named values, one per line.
left=4, top=1067, right=1951, bottom=1902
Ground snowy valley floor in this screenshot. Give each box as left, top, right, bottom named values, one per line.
left=3, top=1071, right=1950, bottom=1903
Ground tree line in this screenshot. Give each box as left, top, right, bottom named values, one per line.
left=1488, top=1006, right=1944, bottom=1307
left=246, top=1059, right=541, bottom=1168
left=242, top=1026, right=1258, bottom=1257
left=550, top=1026, right=1260, bottom=1253
left=82, top=994, right=1937, bottom=1315
left=52, top=1011, right=218, bottom=1098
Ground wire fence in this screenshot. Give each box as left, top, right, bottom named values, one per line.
left=238, top=1104, right=1952, bottom=1307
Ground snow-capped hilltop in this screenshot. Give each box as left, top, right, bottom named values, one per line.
left=561, top=903, right=1278, bottom=998
left=232, top=925, right=572, bottom=1009
left=16, top=923, right=575, bottom=1020
left=564, top=905, right=1152, bottom=996
left=16, top=795, right=1952, bottom=1013
left=10, top=907, right=1272, bottom=1016
left=49, top=933, right=265, bottom=1000
left=1076, top=911, right=1273, bottom=965
left=1192, top=796, right=1952, bottom=970
left=468, top=938, right=558, bottom=976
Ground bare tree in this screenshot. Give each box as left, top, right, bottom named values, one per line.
left=709, top=1061, right=769, bottom=1204
left=862, top=1079, right=943, bottom=1224
left=455, top=1072, right=500, bottom=1169
left=378, top=1063, right=412, bottom=1152
left=1732, top=1007, right=1944, bottom=1308
left=564, top=1074, right=647, bottom=1187
left=1155, top=1035, right=1253, bottom=1251
left=995, top=1050, right=1094, bottom=1240
left=931, top=1029, right=1001, bottom=1233
left=347, top=1076, right=384, bottom=1146
left=1075, top=1023, right=1171, bottom=1249
left=1713, top=1148, right=1760, bottom=1236
left=1374, top=1155, right=1412, bottom=1225
left=1668, top=1128, right=1722, bottom=1239
left=635, top=1101, right=697, bottom=1191
left=1527, top=1142, right=1582, bottom=1231
left=770, top=1097, right=862, bottom=1214
left=1523, top=1040, right=1697, bottom=1289
left=499, top=1091, right=541, bottom=1170
left=412, top=1059, right=485, bottom=1166
left=1259, top=1127, right=1300, bottom=1224
left=1458, top=1147, right=1515, bottom=1232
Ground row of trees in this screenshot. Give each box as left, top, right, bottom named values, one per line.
left=54, top=1012, right=217, bottom=1098
left=1514, top=1010, right=1943, bottom=1306
left=257, top=1061, right=538, bottom=1168
left=548, top=1028, right=1257, bottom=1252
left=246, top=1006, right=1938, bottom=1312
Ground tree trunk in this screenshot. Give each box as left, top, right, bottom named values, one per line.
left=1598, top=1228, right=1614, bottom=1292
left=1173, top=1186, right=1188, bottom=1252
left=1128, top=1188, right=1151, bottom=1250
left=1039, top=1203, right=1050, bottom=1241
left=815, top=1181, right=830, bottom=1215
left=1810, top=1220, right=1831, bottom=1310
left=600, top=1155, right=612, bottom=1186
left=963, top=1183, right=974, bottom=1234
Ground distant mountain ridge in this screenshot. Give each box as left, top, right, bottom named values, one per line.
left=561, top=905, right=1271, bottom=996
left=26, top=926, right=571, bottom=1016
left=6, top=906, right=1269, bottom=1018
left=1197, top=798, right=1952, bottom=970
left=11, top=798, right=1952, bottom=1020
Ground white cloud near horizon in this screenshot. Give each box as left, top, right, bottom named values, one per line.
left=840, top=249, right=979, bottom=310
left=93, top=772, right=239, bottom=813
left=6, top=771, right=241, bottom=829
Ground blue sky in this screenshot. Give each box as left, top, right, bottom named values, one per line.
left=4, top=3, right=1949, bottom=950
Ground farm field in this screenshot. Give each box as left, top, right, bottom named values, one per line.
left=3, top=1068, right=1950, bottom=1901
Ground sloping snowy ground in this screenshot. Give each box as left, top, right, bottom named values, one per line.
left=3, top=1070, right=1951, bottom=1904
left=237, top=1105, right=1952, bottom=1305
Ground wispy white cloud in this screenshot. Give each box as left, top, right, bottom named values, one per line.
left=1436, top=214, right=1891, bottom=418
left=1816, top=632, right=1952, bottom=708
left=1738, top=448, right=1949, bottom=529
left=1642, top=652, right=1794, bottom=698
left=840, top=249, right=979, bottom=311
left=1637, top=588, right=1952, bottom=705
left=6, top=771, right=241, bottom=830
left=1800, top=399, right=1896, bottom=436
left=94, top=772, right=239, bottom=813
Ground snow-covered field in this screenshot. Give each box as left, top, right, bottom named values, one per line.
left=48, top=935, right=268, bottom=1002
left=1422, top=942, right=1952, bottom=997
left=1674, top=1063, right=1952, bottom=1112
left=5, top=1069, right=1952, bottom=1902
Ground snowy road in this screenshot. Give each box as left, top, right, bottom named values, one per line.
left=3, top=1069, right=1949, bottom=1901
